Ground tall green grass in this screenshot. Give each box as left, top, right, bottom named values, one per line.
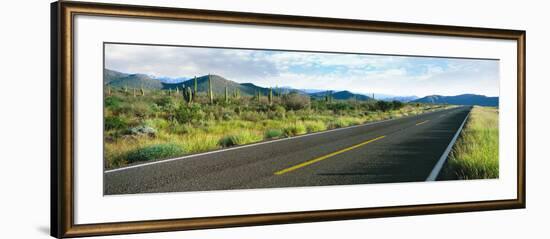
left=444, top=106, right=499, bottom=179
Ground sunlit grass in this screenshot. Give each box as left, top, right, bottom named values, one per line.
left=445, top=106, right=499, bottom=179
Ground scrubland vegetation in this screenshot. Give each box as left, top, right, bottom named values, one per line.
left=443, top=106, right=499, bottom=179
left=104, top=87, right=448, bottom=169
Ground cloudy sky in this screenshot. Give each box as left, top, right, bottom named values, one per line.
left=105, top=43, right=499, bottom=97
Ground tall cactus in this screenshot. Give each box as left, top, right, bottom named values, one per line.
left=193, top=76, right=198, bottom=96
left=175, top=86, right=179, bottom=94
left=234, top=88, right=240, bottom=99
left=183, top=87, right=193, bottom=104
left=168, top=88, right=172, bottom=96
left=208, top=74, right=214, bottom=104
left=268, top=87, right=273, bottom=105
left=257, top=90, right=261, bottom=103
left=133, top=88, right=136, bottom=97
left=108, top=87, right=112, bottom=96
left=224, top=86, right=229, bottom=103
left=124, top=85, right=128, bottom=93
left=325, top=91, right=333, bottom=103
left=140, top=85, right=145, bottom=96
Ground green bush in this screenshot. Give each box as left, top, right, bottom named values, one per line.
left=104, top=115, right=128, bottom=130
left=304, top=121, right=327, bottom=132
left=131, top=102, right=155, bottom=118
left=155, top=96, right=175, bottom=107
left=265, top=129, right=284, bottom=139
left=282, top=93, right=310, bottom=110
left=105, top=96, right=123, bottom=109
left=175, top=104, right=204, bottom=124
left=218, top=132, right=262, bottom=147
left=267, top=105, right=286, bottom=119
left=283, top=122, right=307, bottom=137
left=125, top=144, right=184, bottom=163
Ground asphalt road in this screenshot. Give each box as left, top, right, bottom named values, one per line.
left=105, top=106, right=471, bottom=195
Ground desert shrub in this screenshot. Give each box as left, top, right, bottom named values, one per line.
left=282, top=93, right=310, bottom=110
left=105, top=96, right=123, bottom=109
left=104, top=115, right=128, bottom=130
left=130, top=102, right=155, bottom=118
left=155, top=96, right=175, bottom=107
left=218, top=132, right=262, bottom=147
left=241, top=111, right=265, bottom=122
left=327, top=117, right=362, bottom=129
left=375, top=101, right=392, bottom=112
left=125, top=143, right=184, bottom=163
left=144, top=118, right=169, bottom=130
left=175, top=104, right=204, bottom=124
left=267, top=105, right=286, bottom=119
left=391, top=100, right=404, bottom=110
left=168, top=122, right=192, bottom=135
left=328, top=102, right=353, bottom=113
left=265, top=129, right=284, bottom=139
left=282, top=122, right=307, bottom=137
left=304, top=121, right=327, bottom=133
left=128, top=125, right=157, bottom=137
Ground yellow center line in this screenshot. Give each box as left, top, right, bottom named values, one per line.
left=416, top=120, right=429, bottom=126
left=274, top=135, right=386, bottom=175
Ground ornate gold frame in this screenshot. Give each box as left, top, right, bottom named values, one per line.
left=51, top=1, right=526, bottom=237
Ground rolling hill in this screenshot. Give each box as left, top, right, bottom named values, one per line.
left=309, top=90, right=372, bottom=101
left=105, top=69, right=285, bottom=96
left=106, top=73, right=164, bottom=89
left=104, top=69, right=495, bottom=105
left=412, top=94, right=498, bottom=106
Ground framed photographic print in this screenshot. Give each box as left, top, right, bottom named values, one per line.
left=51, top=1, right=526, bottom=238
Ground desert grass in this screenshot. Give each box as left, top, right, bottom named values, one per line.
left=444, top=106, right=499, bottom=179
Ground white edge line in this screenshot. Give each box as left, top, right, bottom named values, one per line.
left=105, top=107, right=458, bottom=174
left=426, top=108, right=471, bottom=181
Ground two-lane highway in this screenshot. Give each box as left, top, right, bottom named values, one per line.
left=105, top=106, right=471, bottom=194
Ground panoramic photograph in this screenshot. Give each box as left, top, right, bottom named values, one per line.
left=103, top=43, right=499, bottom=195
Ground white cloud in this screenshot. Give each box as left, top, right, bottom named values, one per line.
left=105, top=43, right=499, bottom=97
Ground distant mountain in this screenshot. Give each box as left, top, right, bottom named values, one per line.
left=107, top=73, right=164, bottom=89
left=105, top=69, right=286, bottom=96
left=156, top=76, right=189, bottom=83
left=104, top=69, right=129, bottom=84
left=176, top=75, right=266, bottom=96
left=412, top=94, right=498, bottom=106
left=382, top=96, right=419, bottom=102
left=299, top=88, right=326, bottom=94
left=309, top=90, right=372, bottom=101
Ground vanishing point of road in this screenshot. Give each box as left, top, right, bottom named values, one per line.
left=105, top=106, right=471, bottom=194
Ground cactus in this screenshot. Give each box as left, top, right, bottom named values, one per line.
left=257, top=90, right=261, bottom=103
left=234, top=88, right=240, bottom=99
left=124, top=85, right=128, bottom=93
left=193, top=76, right=198, bottom=95
left=108, top=87, right=112, bottom=96
left=208, top=74, right=214, bottom=104
left=140, top=85, right=145, bottom=96
left=183, top=87, right=193, bottom=104
left=176, top=87, right=179, bottom=94
left=325, top=91, right=333, bottom=103
left=225, top=86, right=229, bottom=103
left=268, top=87, right=273, bottom=105
left=168, top=88, right=172, bottom=96
left=133, top=88, right=136, bottom=97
